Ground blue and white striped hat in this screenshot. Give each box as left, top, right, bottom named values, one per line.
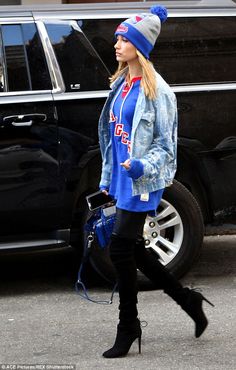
left=115, top=5, right=168, bottom=59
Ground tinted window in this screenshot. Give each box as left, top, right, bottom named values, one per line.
left=82, top=17, right=236, bottom=85
left=154, top=17, right=236, bottom=84
left=0, top=30, right=5, bottom=92
left=1, top=24, right=30, bottom=91
left=79, top=19, right=119, bottom=74
left=45, top=21, right=110, bottom=92
left=22, top=23, right=52, bottom=90
left=0, top=23, right=51, bottom=92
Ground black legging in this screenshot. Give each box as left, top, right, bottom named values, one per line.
left=109, top=207, right=183, bottom=324
left=113, top=207, right=147, bottom=239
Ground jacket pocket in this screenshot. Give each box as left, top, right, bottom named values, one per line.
left=136, top=111, right=155, bottom=147
left=140, top=111, right=155, bottom=126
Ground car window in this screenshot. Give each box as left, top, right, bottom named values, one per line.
left=1, top=24, right=30, bottom=91
left=22, top=23, right=52, bottom=91
left=82, top=17, right=236, bottom=85
left=0, top=23, right=52, bottom=92
left=154, top=16, right=236, bottom=85
left=45, top=21, right=110, bottom=92
left=79, top=19, right=119, bottom=74
left=0, top=31, right=5, bottom=92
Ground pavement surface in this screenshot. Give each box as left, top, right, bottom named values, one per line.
left=0, top=235, right=235, bottom=370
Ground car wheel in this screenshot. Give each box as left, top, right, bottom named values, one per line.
left=89, top=180, right=204, bottom=283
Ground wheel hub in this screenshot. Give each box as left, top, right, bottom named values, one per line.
left=143, top=199, right=184, bottom=266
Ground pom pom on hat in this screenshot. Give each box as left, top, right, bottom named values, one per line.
left=150, top=5, right=168, bottom=23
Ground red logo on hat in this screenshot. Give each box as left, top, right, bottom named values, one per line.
left=135, top=16, right=143, bottom=22
left=116, top=24, right=128, bottom=33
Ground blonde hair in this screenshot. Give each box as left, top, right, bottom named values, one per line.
left=110, top=49, right=157, bottom=100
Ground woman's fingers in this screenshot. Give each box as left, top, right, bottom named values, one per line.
left=101, top=189, right=109, bottom=195
left=120, top=159, right=131, bottom=170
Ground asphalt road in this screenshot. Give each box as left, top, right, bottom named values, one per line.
left=0, top=235, right=236, bottom=370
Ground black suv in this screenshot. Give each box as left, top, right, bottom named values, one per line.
left=0, top=0, right=235, bottom=279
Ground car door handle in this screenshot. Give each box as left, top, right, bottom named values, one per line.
left=3, top=113, right=47, bottom=127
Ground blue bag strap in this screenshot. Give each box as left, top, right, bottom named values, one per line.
left=75, top=211, right=117, bottom=305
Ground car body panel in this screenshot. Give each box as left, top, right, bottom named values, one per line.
left=0, top=1, right=235, bottom=250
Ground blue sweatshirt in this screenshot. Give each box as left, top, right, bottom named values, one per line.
left=108, top=77, right=164, bottom=213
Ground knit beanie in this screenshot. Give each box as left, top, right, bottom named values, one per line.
left=115, top=5, right=168, bottom=59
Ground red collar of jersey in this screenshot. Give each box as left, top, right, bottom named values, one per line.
left=122, top=76, right=142, bottom=98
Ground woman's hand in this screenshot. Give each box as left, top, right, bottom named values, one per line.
left=120, top=158, right=144, bottom=179
left=101, top=189, right=109, bottom=196
left=120, top=159, right=131, bottom=170
left=100, top=185, right=109, bottom=196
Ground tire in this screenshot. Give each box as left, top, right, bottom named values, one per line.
left=89, top=180, right=204, bottom=283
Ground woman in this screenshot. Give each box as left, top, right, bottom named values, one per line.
left=98, top=5, right=214, bottom=358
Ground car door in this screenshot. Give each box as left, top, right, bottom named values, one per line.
left=43, top=20, right=110, bottom=229
left=0, top=19, right=60, bottom=237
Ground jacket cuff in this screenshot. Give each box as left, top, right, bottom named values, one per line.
left=127, top=159, right=144, bottom=180
left=99, top=184, right=109, bottom=192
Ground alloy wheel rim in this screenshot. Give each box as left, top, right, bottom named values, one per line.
left=143, top=198, right=184, bottom=266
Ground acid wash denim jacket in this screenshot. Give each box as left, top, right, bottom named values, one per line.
left=98, top=71, right=178, bottom=196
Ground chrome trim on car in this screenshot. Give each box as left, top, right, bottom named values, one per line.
left=53, top=84, right=236, bottom=101
left=170, top=10, right=236, bottom=17
left=0, top=17, right=33, bottom=23
left=0, top=83, right=236, bottom=105
left=0, top=229, right=70, bottom=250
left=52, top=90, right=110, bottom=101
left=172, top=83, right=236, bottom=93
left=33, top=9, right=236, bottom=21
left=0, top=240, right=67, bottom=250
left=0, top=92, right=53, bottom=105
left=36, top=21, right=65, bottom=94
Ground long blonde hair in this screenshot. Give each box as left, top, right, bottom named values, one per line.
left=110, top=49, right=157, bottom=100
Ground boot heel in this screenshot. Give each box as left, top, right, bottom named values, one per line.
left=138, top=335, right=142, bottom=354
left=203, top=296, right=214, bottom=307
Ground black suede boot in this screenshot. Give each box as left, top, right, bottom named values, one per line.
left=103, top=318, right=142, bottom=358
left=135, top=238, right=214, bottom=338
left=103, top=234, right=142, bottom=358
left=178, top=288, right=214, bottom=338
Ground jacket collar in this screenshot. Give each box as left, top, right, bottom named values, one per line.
left=110, top=75, right=125, bottom=91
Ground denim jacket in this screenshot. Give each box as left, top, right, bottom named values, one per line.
left=98, top=72, right=178, bottom=196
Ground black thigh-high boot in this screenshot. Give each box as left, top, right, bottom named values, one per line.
left=102, top=234, right=142, bottom=358
left=135, top=238, right=214, bottom=338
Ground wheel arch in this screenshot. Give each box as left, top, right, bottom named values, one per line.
left=176, top=138, right=212, bottom=223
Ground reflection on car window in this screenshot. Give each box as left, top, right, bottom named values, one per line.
left=79, top=19, right=120, bottom=75
left=2, top=24, right=30, bottom=91
left=153, top=17, right=236, bottom=84
left=0, top=23, right=51, bottom=92
left=22, top=23, right=52, bottom=91
left=0, top=29, right=5, bottom=92
left=45, top=21, right=110, bottom=92
left=82, top=17, right=236, bottom=85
